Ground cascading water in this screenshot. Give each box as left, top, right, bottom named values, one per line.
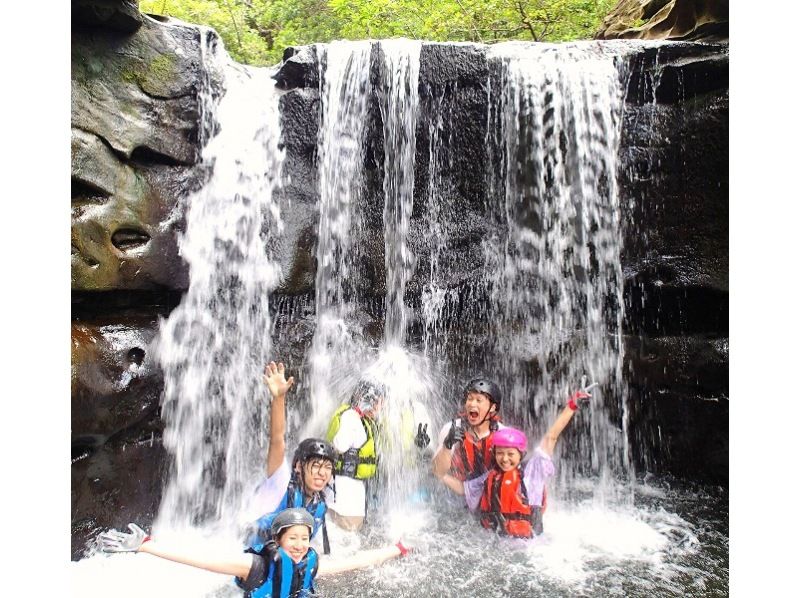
left=303, top=40, right=374, bottom=438
left=373, top=39, right=438, bottom=513
left=73, top=37, right=727, bottom=598
left=484, top=42, right=633, bottom=501
left=73, top=28, right=291, bottom=598
left=380, top=40, right=420, bottom=348
left=304, top=39, right=440, bottom=525
left=154, top=34, right=286, bottom=535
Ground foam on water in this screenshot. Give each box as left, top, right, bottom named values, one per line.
left=72, top=478, right=724, bottom=597
left=72, top=38, right=727, bottom=597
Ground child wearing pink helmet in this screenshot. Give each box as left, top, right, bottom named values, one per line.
left=439, top=377, right=596, bottom=538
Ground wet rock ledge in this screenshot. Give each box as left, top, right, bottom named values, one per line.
left=71, top=0, right=728, bottom=559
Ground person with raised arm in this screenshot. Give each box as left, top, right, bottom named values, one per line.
left=438, top=377, right=597, bottom=536
left=245, top=361, right=338, bottom=554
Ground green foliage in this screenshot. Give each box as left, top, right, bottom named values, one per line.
left=139, top=0, right=617, bottom=66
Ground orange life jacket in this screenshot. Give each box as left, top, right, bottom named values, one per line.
left=478, top=466, right=536, bottom=538
left=450, top=414, right=501, bottom=481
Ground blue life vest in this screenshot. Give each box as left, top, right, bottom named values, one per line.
left=241, top=546, right=319, bottom=598
left=247, top=480, right=328, bottom=553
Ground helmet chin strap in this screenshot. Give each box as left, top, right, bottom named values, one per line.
left=470, top=405, right=496, bottom=434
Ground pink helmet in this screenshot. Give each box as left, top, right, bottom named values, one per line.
left=492, top=427, right=527, bottom=452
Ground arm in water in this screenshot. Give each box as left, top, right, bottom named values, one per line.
left=264, top=360, right=295, bottom=477
left=539, top=376, right=597, bottom=457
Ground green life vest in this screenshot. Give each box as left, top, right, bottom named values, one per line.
left=325, top=404, right=378, bottom=480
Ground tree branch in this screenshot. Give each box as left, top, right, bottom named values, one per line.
left=515, top=1, right=539, bottom=41
left=454, top=0, right=484, bottom=43
left=244, top=14, right=275, bottom=50
left=223, top=0, right=242, bottom=50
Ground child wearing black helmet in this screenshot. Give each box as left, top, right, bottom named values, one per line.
left=244, top=361, right=339, bottom=554
left=98, top=507, right=411, bottom=598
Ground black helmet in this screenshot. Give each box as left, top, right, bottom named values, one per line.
left=270, top=508, right=314, bottom=538
left=292, top=438, right=338, bottom=467
left=464, top=378, right=502, bottom=409
left=351, top=379, right=386, bottom=408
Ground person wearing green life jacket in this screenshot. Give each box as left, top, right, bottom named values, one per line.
left=325, top=380, right=433, bottom=531
left=324, top=380, right=384, bottom=531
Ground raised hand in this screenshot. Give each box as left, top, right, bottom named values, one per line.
left=263, top=361, right=295, bottom=400
left=568, top=375, right=598, bottom=410
left=414, top=423, right=430, bottom=449
left=443, top=419, right=466, bottom=450
left=98, top=523, right=150, bottom=553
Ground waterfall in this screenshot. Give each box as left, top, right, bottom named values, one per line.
left=485, top=42, right=633, bottom=499
left=72, top=38, right=727, bottom=598
left=373, top=39, right=428, bottom=509
left=303, top=40, right=374, bottom=438
left=380, top=39, right=421, bottom=347
left=153, top=32, right=285, bottom=534
left=303, top=39, right=435, bottom=514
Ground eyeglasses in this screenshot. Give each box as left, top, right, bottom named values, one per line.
left=308, top=460, right=334, bottom=475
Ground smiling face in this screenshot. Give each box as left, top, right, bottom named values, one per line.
left=278, top=524, right=311, bottom=563
left=298, top=457, right=334, bottom=493
left=463, top=391, right=496, bottom=427
left=494, top=446, right=522, bottom=472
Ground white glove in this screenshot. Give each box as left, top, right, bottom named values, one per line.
left=98, top=523, right=150, bottom=553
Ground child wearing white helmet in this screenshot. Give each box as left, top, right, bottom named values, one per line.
left=98, top=507, right=411, bottom=598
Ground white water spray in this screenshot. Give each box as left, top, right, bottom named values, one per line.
left=485, top=41, right=634, bottom=501
left=153, top=33, right=285, bottom=534
left=303, top=41, right=375, bottom=438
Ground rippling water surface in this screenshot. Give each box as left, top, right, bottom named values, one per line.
left=72, top=477, right=727, bottom=597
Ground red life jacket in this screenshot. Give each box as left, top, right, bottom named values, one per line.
left=478, top=466, right=535, bottom=538
left=450, top=415, right=501, bottom=481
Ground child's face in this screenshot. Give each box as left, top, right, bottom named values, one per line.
left=298, top=458, right=334, bottom=492
left=463, top=391, right=495, bottom=426
left=279, top=524, right=311, bottom=563
left=494, top=447, right=522, bottom=471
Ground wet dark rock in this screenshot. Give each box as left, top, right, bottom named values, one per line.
left=620, top=77, right=728, bottom=334
left=71, top=317, right=163, bottom=446
left=71, top=14, right=211, bottom=291
left=72, top=0, right=143, bottom=33
left=625, top=334, right=728, bottom=482
left=278, top=88, right=320, bottom=156
left=71, top=431, right=167, bottom=560
left=623, top=43, right=729, bottom=105
left=418, top=43, right=489, bottom=88
left=274, top=45, right=320, bottom=90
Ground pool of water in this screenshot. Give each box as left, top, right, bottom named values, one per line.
left=71, top=476, right=727, bottom=597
